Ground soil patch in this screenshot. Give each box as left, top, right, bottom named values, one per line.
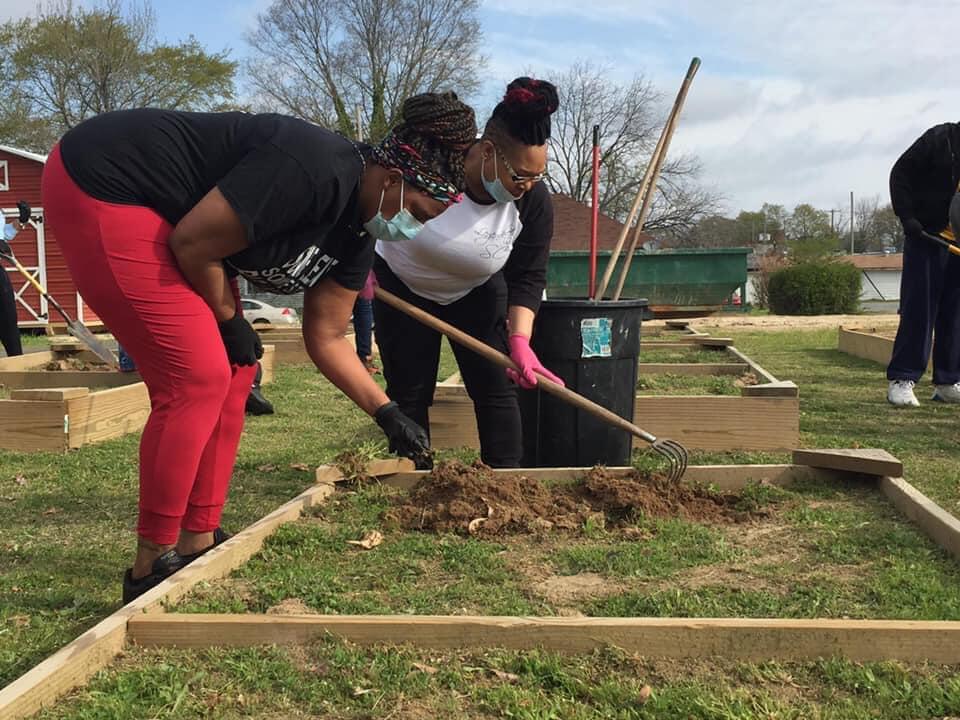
left=384, top=461, right=753, bottom=536
left=266, top=598, right=313, bottom=615
left=43, top=358, right=112, bottom=372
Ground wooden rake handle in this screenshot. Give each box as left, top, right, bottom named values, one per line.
left=374, top=286, right=659, bottom=445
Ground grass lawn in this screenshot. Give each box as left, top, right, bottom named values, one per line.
left=3, top=326, right=960, bottom=718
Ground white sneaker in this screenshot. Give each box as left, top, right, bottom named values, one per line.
left=932, top=383, right=960, bottom=403
left=888, top=380, right=920, bottom=407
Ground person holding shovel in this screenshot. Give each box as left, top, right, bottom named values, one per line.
left=373, top=77, right=562, bottom=468
left=41, top=94, right=476, bottom=602
left=886, top=122, right=960, bottom=406
left=0, top=201, right=31, bottom=357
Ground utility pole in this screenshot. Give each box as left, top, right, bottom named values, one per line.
left=355, top=104, right=363, bottom=142
left=850, top=191, right=855, bottom=254
left=830, top=209, right=836, bottom=233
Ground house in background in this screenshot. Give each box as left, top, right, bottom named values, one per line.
left=0, top=145, right=99, bottom=328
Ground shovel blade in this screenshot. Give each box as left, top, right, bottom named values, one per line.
left=67, top=321, right=118, bottom=367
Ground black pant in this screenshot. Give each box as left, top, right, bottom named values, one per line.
left=0, top=271, right=22, bottom=357
left=373, top=256, right=522, bottom=467
left=887, top=234, right=960, bottom=385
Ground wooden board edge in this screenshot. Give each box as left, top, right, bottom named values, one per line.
left=0, top=479, right=342, bottom=720
left=792, top=449, right=904, bottom=478
left=723, top=345, right=781, bottom=385
left=880, top=477, right=960, bottom=562
left=127, top=613, right=960, bottom=664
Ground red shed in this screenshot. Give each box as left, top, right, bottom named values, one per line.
left=0, top=144, right=100, bottom=328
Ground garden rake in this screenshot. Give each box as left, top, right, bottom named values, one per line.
left=374, top=286, right=690, bottom=483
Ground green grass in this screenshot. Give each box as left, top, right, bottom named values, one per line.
left=5, top=326, right=960, bottom=718
left=636, top=372, right=743, bottom=395
left=33, top=642, right=960, bottom=719
left=638, top=346, right=729, bottom=363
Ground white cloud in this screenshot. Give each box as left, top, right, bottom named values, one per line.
left=479, top=0, right=960, bottom=213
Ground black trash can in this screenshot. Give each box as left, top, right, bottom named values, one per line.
left=519, top=298, right=648, bottom=467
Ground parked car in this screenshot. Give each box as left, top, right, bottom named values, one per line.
left=240, top=298, right=299, bottom=325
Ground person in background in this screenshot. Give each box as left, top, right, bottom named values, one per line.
left=0, top=201, right=31, bottom=357
left=373, top=78, right=562, bottom=468
left=42, top=94, right=475, bottom=602
left=886, top=122, right=960, bottom=406
left=353, top=270, right=378, bottom=373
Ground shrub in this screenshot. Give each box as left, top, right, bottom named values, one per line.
left=750, top=253, right=790, bottom=310
left=767, top=260, right=861, bottom=315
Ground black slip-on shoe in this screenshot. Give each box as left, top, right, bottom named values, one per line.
left=180, top=527, right=232, bottom=565
left=246, top=386, right=275, bottom=415
left=122, top=549, right=185, bottom=604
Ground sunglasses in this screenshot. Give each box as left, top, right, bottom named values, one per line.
left=491, top=143, right=549, bottom=185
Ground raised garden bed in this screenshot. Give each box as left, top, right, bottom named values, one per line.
left=4, top=451, right=960, bottom=719
left=0, top=345, right=275, bottom=452
left=838, top=325, right=922, bottom=370
left=431, top=329, right=799, bottom=452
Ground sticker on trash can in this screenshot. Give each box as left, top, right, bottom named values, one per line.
left=580, top=318, right=612, bottom=358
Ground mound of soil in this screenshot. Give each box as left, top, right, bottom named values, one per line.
left=383, top=460, right=749, bottom=536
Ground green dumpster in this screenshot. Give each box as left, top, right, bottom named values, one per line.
left=546, top=248, right=750, bottom=317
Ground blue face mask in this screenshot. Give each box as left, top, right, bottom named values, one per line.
left=2, top=223, right=17, bottom=242
left=363, top=182, right=424, bottom=242
left=482, top=151, right=523, bottom=204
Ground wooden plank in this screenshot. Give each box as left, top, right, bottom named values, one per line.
left=837, top=327, right=924, bottom=369
left=741, top=381, right=799, bottom=398
left=0, top=477, right=340, bottom=720
left=0, top=614, right=128, bottom=720
left=793, top=448, right=903, bottom=478
left=693, top=337, right=734, bottom=347
left=127, top=614, right=960, bottom=664
left=0, top=351, right=54, bottom=372
left=638, top=363, right=749, bottom=376
left=10, top=387, right=89, bottom=401
left=639, top=342, right=728, bottom=351
left=259, top=345, right=275, bottom=385
left=880, top=477, right=960, bottom=562
left=0, top=371, right=141, bottom=390
left=271, top=339, right=312, bottom=365
left=316, top=458, right=415, bottom=485
left=725, top=346, right=780, bottom=385
left=0, top=400, right=67, bottom=451
left=66, top=383, right=151, bottom=449
left=379, top=464, right=846, bottom=493
left=429, top=393, right=800, bottom=451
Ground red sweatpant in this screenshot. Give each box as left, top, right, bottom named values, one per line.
left=42, top=145, right=257, bottom=545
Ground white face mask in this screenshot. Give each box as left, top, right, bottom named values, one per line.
left=481, top=152, right=523, bottom=203
left=363, top=181, right=425, bottom=242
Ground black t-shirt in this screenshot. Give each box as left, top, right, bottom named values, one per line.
left=59, top=108, right=373, bottom=293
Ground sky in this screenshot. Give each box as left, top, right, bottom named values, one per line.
left=4, top=0, right=959, bottom=218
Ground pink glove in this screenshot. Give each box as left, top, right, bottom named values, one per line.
left=506, top=334, right=565, bottom=390
left=358, top=271, right=377, bottom=300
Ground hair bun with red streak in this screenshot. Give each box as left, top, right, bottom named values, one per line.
left=492, top=77, right=559, bottom=146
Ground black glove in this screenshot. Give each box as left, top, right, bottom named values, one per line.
left=374, top=401, right=432, bottom=469
left=16, top=201, right=31, bottom=225
left=218, top=313, right=263, bottom=366
left=902, top=217, right=924, bottom=242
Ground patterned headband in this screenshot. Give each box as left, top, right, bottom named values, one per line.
left=371, top=133, right=463, bottom=204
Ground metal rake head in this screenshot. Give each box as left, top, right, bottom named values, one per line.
left=652, top=438, right=688, bottom=483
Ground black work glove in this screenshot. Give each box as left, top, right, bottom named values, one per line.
left=16, top=201, right=31, bottom=225
left=902, top=217, right=924, bottom=242
left=218, top=313, right=263, bottom=366
left=374, top=401, right=432, bottom=469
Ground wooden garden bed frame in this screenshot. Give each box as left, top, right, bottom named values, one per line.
left=0, top=346, right=274, bottom=452
left=430, top=331, right=799, bottom=452
left=838, top=326, right=924, bottom=369
left=4, top=450, right=960, bottom=719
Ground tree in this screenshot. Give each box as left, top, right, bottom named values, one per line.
left=245, top=0, right=484, bottom=141
left=0, top=1, right=236, bottom=152
left=545, top=61, right=721, bottom=238
left=786, top=203, right=838, bottom=260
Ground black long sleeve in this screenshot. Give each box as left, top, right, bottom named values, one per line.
left=889, top=123, right=960, bottom=232
left=503, top=183, right=553, bottom=312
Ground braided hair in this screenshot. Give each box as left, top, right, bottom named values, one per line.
left=372, top=91, right=476, bottom=203
left=485, top=77, right=559, bottom=147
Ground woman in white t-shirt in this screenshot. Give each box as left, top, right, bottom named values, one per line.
left=373, top=77, right=562, bottom=468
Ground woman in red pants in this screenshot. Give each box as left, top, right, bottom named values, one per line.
left=41, top=94, right=476, bottom=602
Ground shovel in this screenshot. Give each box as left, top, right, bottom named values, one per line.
left=0, top=239, right=118, bottom=367
left=920, top=231, right=960, bottom=257
left=374, top=286, right=689, bottom=482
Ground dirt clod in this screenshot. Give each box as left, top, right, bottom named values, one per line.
left=44, top=358, right=112, bottom=372
left=384, top=460, right=750, bottom=536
